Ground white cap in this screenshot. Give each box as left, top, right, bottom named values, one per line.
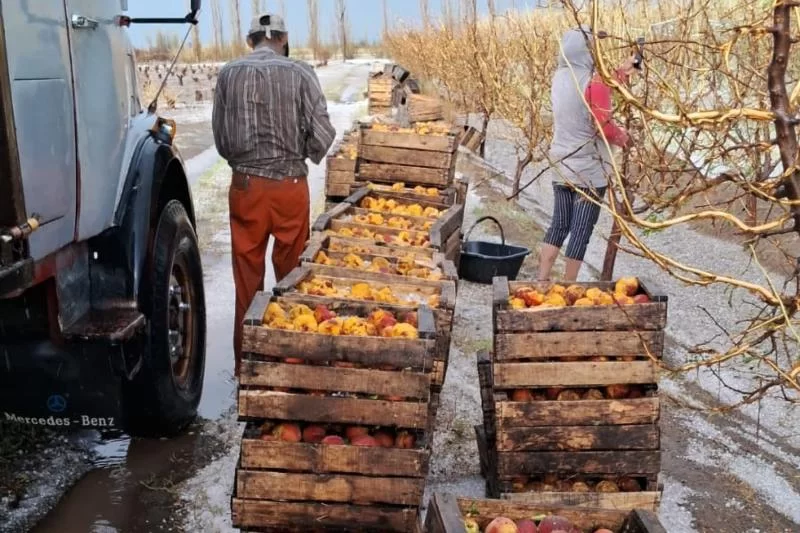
left=248, top=13, right=287, bottom=36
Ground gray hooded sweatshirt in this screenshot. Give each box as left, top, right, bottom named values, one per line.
left=549, top=27, right=613, bottom=189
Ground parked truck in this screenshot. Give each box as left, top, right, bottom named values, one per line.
left=0, top=1, right=207, bottom=437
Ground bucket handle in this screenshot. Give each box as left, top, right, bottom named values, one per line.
left=463, top=216, right=506, bottom=246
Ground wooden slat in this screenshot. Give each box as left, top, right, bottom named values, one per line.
left=312, top=202, right=351, bottom=232
left=358, top=163, right=451, bottom=187
left=495, top=330, right=664, bottom=360
left=238, top=391, right=430, bottom=428
left=496, top=397, right=660, bottom=427
left=494, top=303, right=668, bottom=333
left=493, top=361, right=658, bottom=388
left=244, top=292, right=271, bottom=326
left=241, top=326, right=435, bottom=370
left=240, top=438, right=429, bottom=477
left=237, top=470, right=423, bottom=505
left=305, top=263, right=456, bottom=291
left=360, top=145, right=453, bottom=169
left=272, top=265, right=311, bottom=295
left=496, top=425, right=660, bottom=452
left=360, top=128, right=456, bottom=152
left=327, top=169, right=357, bottom=183
left=496, top=450, right=661, bottom=476
left=240, top=360, right=431, bottom=399
left=429, top=203, right=464, bottom=249
left=501, top=491, right=661, bottom=512
left=326, top=182, right=353, bottom=197
left=623, top=509, right=669, bottom=533
left=327, top=158, right=357, bottom=172
left=231, top=498, right=418, bottom=532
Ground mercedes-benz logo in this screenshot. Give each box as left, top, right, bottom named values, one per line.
left=46, top=394, right=67, bottom=413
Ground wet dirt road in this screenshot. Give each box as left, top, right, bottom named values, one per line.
left=17, top=60, right=375, bottom=533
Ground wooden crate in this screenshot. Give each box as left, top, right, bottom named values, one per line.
left=312, top=199, right=463, bottom=265
left=325, top=133, right=359, bottom=199
left=273, top=264, right=456, bottom=390
left=478, top=277, right=669, bottom=509
left=356, top=123, right=459, bottom=188
left=232, top=425, right=428, bottom=532
left=301, top=234, right=459, bottom=282
left=424, top=493, right=668, bottom=533
left=368, top=74, right=396, bottom=116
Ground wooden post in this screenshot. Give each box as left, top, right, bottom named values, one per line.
left=601, top=190, right=622, bottom=282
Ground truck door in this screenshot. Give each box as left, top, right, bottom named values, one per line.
left=1, top=1, right=77, bottom=260
left=65, top=0, right=130, bottom=241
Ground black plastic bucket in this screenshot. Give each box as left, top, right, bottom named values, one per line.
left=458, top=216, right=530, bottom=284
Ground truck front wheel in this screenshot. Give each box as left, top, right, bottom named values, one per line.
left=123, top=200, right=206, bottom=437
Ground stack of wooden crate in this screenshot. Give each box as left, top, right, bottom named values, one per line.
left=356, top=123, right=460, bottom=190
left=311, top=188, right=464, bottom=264
left=272, top=263, right=457, bottom=392
left=368, top=72, right=396, bottom=116
left=477, top=276, right=668, bottom=512
left=232, top=292, right=442, bottom=532
left=324, top=129, right=359, bottom=201
left=424, top=493, right=668, bottom=533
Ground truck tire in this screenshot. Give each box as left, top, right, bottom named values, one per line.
left=123, top=200, right=206, bottom=437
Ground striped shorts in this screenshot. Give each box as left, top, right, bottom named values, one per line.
left=543, top=183, right=606, bottom=261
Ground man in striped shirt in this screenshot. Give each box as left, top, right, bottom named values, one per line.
left=212, top=13, right=336, bottom=376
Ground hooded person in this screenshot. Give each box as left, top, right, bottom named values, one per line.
left=537, top=27, right=636, bottom=282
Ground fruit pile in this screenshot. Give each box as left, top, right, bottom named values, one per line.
left=349, top=212, right=435, bottom=231
left=314, top=250, right=444, bottom=280
left=334, top=141, right=358, bottom=160
left=369, top=121, right=451, bottom=136
left=507, top=474, right=644, bottom=494
left=333, top=226, right=431, bottom=248
left=508, top=384, right=649, bottom=402
left=508, top=278, right=650, bottom=310
left=297, top=277, right=440, bottom=308
left=464, top=513, right=616, bottom=533
left=262, top=302, right=419, bottom=338
left=359, top=196, right=443, bottom=218
left=254, top=420, right=418, bottom=449
left=382, top=181, right=441, bottom=197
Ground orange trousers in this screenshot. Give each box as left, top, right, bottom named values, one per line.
left=229, top=172, right=310, bottom=375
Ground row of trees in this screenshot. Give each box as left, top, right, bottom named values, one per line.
left=387, top=0, right=800, bottom=405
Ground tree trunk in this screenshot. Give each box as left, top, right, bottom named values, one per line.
left=512, top=152, right=533, bottom=197
left=479, top=113, right=489, bottom=157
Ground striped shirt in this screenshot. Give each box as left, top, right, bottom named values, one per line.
left=212, top=45, right=336, bottom=179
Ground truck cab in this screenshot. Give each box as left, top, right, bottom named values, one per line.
left=0, top=0, right=206, bottom=436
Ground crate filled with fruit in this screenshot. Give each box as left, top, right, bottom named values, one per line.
left=232, top=420, right=428, bottom=532
left=301, top=234, right=458, bottom=282
left=358, top=181, right=464, bottom=207
left=357, top=121, right=460, bottom=188
left=476, top=276, right=668, bottom=510
left=324, top=132, right=359, bottom=200
left=424, top=493, right=668, bottom=533
left=233, top=293, right=441, bottom=531
left=273, top=264, right=457, bottom=390
left=313, top=190, right=464, bottom=264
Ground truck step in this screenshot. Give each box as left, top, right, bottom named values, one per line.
left=63, top=308, right=146, bottom=343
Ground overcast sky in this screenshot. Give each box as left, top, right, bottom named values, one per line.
left=126, top=0, right=535, bottom=48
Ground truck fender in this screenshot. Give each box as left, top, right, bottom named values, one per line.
left=114, top=134, right=196, bottom=303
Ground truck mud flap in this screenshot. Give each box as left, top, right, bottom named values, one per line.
left=0, top=340, right=125, bottom=430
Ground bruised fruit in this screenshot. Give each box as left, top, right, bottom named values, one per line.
left=615, top=276, right=639, bottom=297
left=606, top=384, right=631, bottom=399
left=464, top=518, right=480, bottom=533
left=314, top=304, right=336, bottom=323
left=351, top=435, right=379, bottom=447
left=538, top=515, right=573, bottom=533
left=345, top=426, right=369, bottom=441
left=485, top=516, right=519, bottom=533
left=321, top=435, right=345, bottom=445
left=302, top=425, right=327, bottom=443
left=373, top=431, right=395, bottom=448
left=572, top=481, right=591, bottom=492
left=557, top=390, right=581, bottom=401
left=617, top=477, right=642, bottom=492
left=512, top=389, right=534, bottom=402
left=595, top=480, right=620, bottom=492
left=273, top=423, right=302, bottom=442
left=395, top=431, right=415, bottom=449
left=516, top=519, right=538, bottom=533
